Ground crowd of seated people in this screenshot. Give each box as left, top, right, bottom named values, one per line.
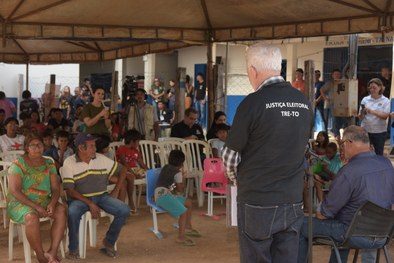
left=15, top=70, right=392, bottom=260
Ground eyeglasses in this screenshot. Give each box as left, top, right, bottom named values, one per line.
left=339, top=139, right=352, bottom=148
left=28, top=143, right=44, bottom=150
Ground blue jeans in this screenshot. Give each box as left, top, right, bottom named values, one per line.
left=361, top=249, right=377, bottom=263
left=298, top=217, right=386, bottom=263
left=195, top=100, right=206, bottom=128
left=237, top=202, right=304, bottom=263
left=332, top=117, right=350, bottom=137
left=67, top=193, right=130, bottom=252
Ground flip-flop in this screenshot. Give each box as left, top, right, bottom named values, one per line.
left=101, top=239, right=118, bottom=258
left=185, top=228, right=202, bottom=238
left=66, top=251, right=80, bottom=260
left=100, top=247, right=118, bottom=258
left=176, top=238, right=196, bottom=246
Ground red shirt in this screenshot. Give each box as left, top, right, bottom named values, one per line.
left=116, top=145, right=141, bottom=168
left=292, top=80, right=305, bottom=94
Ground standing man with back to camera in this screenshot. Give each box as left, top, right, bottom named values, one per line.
left=222, top=44, right=313, bottom=263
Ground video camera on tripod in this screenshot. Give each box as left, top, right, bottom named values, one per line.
left=122, top=75, right=144, bottom=107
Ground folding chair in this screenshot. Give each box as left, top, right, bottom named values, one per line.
left=313, top=201, right=394, bottom=263
left=201, top=158, right=228, bottom=218
left=145, top=168, right=177, bottom=239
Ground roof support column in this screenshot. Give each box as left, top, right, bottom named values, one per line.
left=391, top=39, right=394, bottom=100
left=143, top=54, right=156, bottom=92
left=286, top=44, right=297, bottom=82
left=207, top=39, right=215, bottom=129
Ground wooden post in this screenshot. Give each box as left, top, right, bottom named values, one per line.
left=26, top=63, right=29, bottom=91
left=207, top=41, right=215, bottom=129
left=304, top=60, right=315, bottom=109
left=111, top=71, right=118, bottom=113
left=17, top=74, right=24, bottom=120
left=176, top=68, right=186, bottom=123
left=43, top=74, right=57, bottom=122
left=304, top=59, right=315, bottom=263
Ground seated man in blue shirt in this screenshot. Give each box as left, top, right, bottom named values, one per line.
left=297, top=125, right=394, bottom=263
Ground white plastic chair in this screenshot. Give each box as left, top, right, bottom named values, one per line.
left=0, top=162, right=12, bottom=229
left=183, top=140, right=210, bottom=207
left=158, top=140, right=186, bottom=166
left=158, top=137, right=185, bottom=143
left=108, top=141, right=124, bottom=161
left=138, top=140, right=160, bottom=169
left=8, top=217, right=66, bottom=263
left=0, top=170, right=8, bottom=229
left=0, top=150, right=24, bottom=162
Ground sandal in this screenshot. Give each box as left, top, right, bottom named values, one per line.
left=66, top=251, right=80, bottom=260
left=100, top=247, right=118, bottom=258
left=130, top=209, right=139, bottom=216
left=101, top=239, right=118, bottom=258
left=185, top=228, right=202, bottom=238
left=176, top=238, right=196, bottom=246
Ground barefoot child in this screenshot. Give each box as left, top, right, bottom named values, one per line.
left=116, top=129, right=148, bottom=213
left=155, top=150, right=201, bottom=246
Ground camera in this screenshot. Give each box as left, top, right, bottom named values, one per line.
left=122, top=75, right=144, bottom=107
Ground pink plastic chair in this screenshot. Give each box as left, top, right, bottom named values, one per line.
left=201, top=158, right=228, bottom=218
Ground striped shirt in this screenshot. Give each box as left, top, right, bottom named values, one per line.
left=62, top=153, right=121, bottom=197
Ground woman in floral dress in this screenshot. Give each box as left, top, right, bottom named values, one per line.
left=7, top=133, right=67, bottom=263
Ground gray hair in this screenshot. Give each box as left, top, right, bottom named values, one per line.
left=342, top=125, right=370, bottom=144
left=246, top=44, right=282, bottom=72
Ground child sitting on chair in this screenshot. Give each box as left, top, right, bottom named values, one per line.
left=155, top=150, right=201, bottom=246
left=211, top=123, right=228, bottom=158
left=116, top=129, right=148, bottom=213
left=116, top=129, right=148, bottom=177
left=96, top=135, right=135, bottom=214
left=313, top=142, right=343, bottom=202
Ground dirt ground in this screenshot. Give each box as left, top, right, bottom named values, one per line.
left=1, top=199, right=393, bottom=263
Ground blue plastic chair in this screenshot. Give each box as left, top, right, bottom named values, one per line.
left=146, top=168, right=178, bottom=239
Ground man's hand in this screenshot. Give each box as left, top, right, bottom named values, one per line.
left=109, top=189, right=120, bottom=199
left=88, top=203, right=101, bottom=219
